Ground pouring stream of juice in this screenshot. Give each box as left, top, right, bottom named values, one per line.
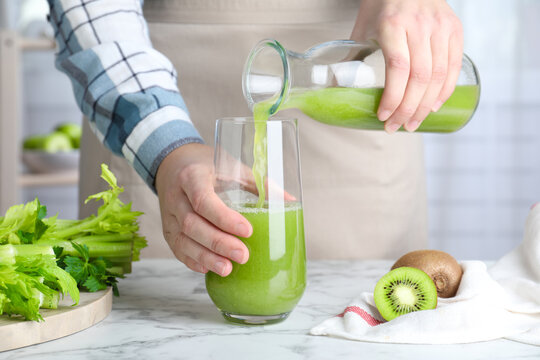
left=252, top=85, right=480, bottom=207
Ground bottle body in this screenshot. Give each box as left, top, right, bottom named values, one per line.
left=243, top=39, right=480, bottom=133
left=284, top=85, right=479, bottom=133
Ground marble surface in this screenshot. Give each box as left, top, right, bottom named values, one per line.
left=3, top=259, right=540, bottom=359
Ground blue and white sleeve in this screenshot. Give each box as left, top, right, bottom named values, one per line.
left=47, top=0, right=204, bottom=191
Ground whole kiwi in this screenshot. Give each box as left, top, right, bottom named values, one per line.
left=391, top=250, right=463, bottom=298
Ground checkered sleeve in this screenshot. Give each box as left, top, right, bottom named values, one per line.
left=47, top=0, right=204, bottom=192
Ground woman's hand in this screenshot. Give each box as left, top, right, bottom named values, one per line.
left=155, top=143, right=252, bottom=276
left=351, top=0, right=463, bottom=133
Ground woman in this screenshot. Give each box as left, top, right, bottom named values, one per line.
left=48, top=0, right=463, bottom=276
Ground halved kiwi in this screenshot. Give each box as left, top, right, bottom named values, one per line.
left=374, top=267, right=438, bottom=321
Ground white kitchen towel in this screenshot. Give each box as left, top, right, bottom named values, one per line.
left=310, top=205, right=540, bottom=345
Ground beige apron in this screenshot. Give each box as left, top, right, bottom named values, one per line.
left=80, top=0, right=428, bottom=259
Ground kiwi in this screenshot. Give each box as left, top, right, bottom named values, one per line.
left=374, top=267, right=438, bottom=321
left=391, top=250, right=463, bottom=298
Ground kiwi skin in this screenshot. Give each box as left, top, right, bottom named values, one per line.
left=391, top=250, right=463, bottom=298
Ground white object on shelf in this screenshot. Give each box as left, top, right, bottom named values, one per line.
left=22, top=150, right=79, bottom=174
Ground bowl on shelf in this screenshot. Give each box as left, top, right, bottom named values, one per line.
left=22, top=150, right=79, bottom=174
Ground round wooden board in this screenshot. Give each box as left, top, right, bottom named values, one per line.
left=0, top=287, right=112, bottom=352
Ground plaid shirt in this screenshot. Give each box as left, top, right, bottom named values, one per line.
left=47, top=0, right=203, bottom=191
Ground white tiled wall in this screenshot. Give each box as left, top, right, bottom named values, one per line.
left=426, top=0, right=540, bottom=259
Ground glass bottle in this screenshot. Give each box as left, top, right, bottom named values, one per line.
left=243, top=39, right=480, bottom=133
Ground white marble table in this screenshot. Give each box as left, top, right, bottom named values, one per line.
left=3, top=259, right=540, bottom=359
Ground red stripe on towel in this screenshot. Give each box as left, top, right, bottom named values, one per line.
left=337, top=306, right=382, bottom=326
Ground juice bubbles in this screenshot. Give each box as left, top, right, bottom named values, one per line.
left=205, top=203, right=306, bottom=323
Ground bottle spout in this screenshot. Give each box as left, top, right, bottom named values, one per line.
left=242, top=39, right=290, bottom=115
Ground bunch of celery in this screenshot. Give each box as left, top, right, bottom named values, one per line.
left=0, top=244, right=79, bottom=321
left=0, top=164, right=147, bottom=320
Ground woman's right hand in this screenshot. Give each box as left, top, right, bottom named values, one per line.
left=155, top=143, right=252, bottom=277
left=350, top=0, right=464, bottom=133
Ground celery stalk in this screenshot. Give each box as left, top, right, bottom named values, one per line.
left=106, top=266, right=126, bottom=276
left=37, top=240, right=133, bottom=259
left=71, top=233, right=134, bottom=243
left=39, top=291, right=59, bottom=309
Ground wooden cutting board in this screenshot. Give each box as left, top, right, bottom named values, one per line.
left=0, top=288, right=112, bottom=352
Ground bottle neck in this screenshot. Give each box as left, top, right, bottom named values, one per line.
left=243, top=39, right=382, bottom=115
left=243, top=39, right=291, bottom=115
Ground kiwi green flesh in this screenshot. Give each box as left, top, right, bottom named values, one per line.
left=374, top=267, right=438, bottom=321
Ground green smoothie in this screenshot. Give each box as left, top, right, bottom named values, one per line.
left=252, top=103, right=272, bottom=208
left=284, top=85, right=480, bottom=133
left=205, top=203, right=306, bottom=319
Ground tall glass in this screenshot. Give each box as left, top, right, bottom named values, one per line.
left=206, top=117, right=306, bottom=325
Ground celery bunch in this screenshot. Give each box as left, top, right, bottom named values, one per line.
left=0, top=244, right=79, bottom=321
left=0, top=164, right=147, bottom=320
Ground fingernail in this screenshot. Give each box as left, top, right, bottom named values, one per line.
left=432, top=100, right=443, bottom=112
left=386, top=122, right=400, bottom=134
left=230, top=249, right=245, bottom=264
left=378, top=110, right=392, bottom=121
left=215, top=261, right=227, bottom=276
left=236, top=223, right=251, bottom=237
left=531, top=202, right=539, bottom=210
left=406, top=120, right=420, bottom=132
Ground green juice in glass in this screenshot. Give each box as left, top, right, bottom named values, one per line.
left=205, top=203, right=306, bottom=323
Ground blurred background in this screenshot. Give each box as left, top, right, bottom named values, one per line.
left=0, top=0, right=81, bottom=222
left=0, top=0, right=538, bottom=260
left=424, top=0, right=540, bottom=259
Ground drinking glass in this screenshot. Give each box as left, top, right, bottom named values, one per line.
left=205, top=117, right=306, bottom=325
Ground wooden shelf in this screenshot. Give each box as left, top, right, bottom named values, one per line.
left=20, top=37, right=55, bottom=51
left=19, top=170, right=79, bottom=187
